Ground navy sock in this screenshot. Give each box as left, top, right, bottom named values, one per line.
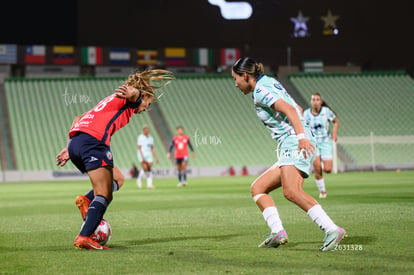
left=183, top=171, right=187, bottom=182
left=112, top=180, right=119, bottom=192
left=85, top=189, right=94, bottom=201
left=178, top=171, right=182, bottom=182
left=85, top=180, right=118, bottom=202
left=80, top=195, right=108, bottom=237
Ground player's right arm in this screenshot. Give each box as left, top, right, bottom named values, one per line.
left=167, top=139, right=175, bottom=159
left=273, top=99, right=315, bottom=157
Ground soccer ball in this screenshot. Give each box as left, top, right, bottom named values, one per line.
left=81, top=218, right=112, bottom=245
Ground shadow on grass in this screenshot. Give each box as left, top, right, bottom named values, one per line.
left=283, top=235, right=377, bottom=251
left=341, top=235, right=377, bottom=245
left=110, top=233, right=244, bottom=249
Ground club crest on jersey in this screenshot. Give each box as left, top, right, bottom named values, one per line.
left=106, top=151, right=113, bottom=160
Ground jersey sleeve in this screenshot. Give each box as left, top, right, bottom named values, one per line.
left=168, top=139, right=175, bottom=152
left=187, top=138, right=194, bottom=152
left=327, top=107, right=336, bottom=121
left=254, top=84, right=281, bottom=107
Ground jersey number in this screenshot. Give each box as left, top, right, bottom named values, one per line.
left=94, top=96, right=115, bottom=112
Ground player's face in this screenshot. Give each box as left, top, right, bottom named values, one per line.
left=135, top=94, right=153, bottom=113
left=176, top=127, right=184, bottom=136
left=311, top=95, right=322, bottom=109
left=143, top=127, right=149, bottom=135
left=232, top=71, right=252, bottom=95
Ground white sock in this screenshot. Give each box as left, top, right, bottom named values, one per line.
left=315, top=178, right=326, bottom=193
left=146, top=171, right=153, bottom=187
left=307, top=204, right=337, bottom=233
left=262, top=206, right=284, bottom=233
left=136, top=170, right=144, bottom=188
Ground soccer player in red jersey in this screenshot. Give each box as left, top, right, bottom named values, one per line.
left=56, top=70, right=174, bottom=250
left=167, top=126, right=195, bottom=187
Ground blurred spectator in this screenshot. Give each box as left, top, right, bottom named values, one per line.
left=241, top=165, right=248, bottom=176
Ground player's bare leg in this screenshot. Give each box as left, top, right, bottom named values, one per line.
left=146, top=162, right=154, bottom=189
left=280, top=165, right=345, bottom=251
left=313, top=156, right=327, bottom=198
left=75, top=167, right=113, bottom=250
left=251, top=164, right=288, bottom=248
left=137, top=161, right=149, bottom=188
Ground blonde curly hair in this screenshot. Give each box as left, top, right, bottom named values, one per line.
left=125, top=69, right=175, bottom=99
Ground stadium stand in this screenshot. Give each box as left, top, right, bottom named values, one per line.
left=4, top=77, right=167, bottom=170
left=159, top=75, right=276, bottom=167
left=4, top=75, right=277, bottom=171
left=288, top=71, right=414, bottom=167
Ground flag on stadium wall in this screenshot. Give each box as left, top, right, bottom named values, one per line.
left=137, top=50, right=158, bottom=66
left=0, top=44, right=17, bottom=64
left=109, top=48, right=131, bottom=65
left=82, top=46, right=102, bottom=65
left=220, top=48, right=240, bottom=66
left=25, top=45, right=46, bottom=64
left=53, top=45, right=74, bottom=65
left=194, top=48, right=213, bottom=66
left=165, top=48, right=186, bottom=66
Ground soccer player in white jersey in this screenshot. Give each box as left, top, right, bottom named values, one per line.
left=303, top=93, right=339, bottom=198
left=231, top=57, right=345, bottom=251
left=136, top=125, right=158, bottom=189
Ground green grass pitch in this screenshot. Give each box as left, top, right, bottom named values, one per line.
left=1, top=171, right=413, bottom=274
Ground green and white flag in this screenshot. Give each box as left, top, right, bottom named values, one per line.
left=194, top=48, right=213, bottom=66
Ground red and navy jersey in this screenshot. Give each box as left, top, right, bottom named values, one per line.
left=69, top=94, right=141, bottom=145
left=169, top=135, right=194, bottom=159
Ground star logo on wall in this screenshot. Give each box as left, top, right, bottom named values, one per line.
left=290, top=10, right=310, bottom=38
left=321, top=9, right=340, bottom=36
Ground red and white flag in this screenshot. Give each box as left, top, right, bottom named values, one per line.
left=220, top=48, right=240, bottom=66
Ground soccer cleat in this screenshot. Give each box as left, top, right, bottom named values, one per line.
left=320, top=226, right=346, bottom=252
left=74, top=235, right=108, bottom=250
left=319, top=192, right=327, bottom=198
left=258, top=230, right=289, bottom=248
left=75, top=196, right=91, bottom=221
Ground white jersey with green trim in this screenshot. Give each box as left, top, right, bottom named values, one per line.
left=137, top=134, right=154, bottom=155
left=253, top=75, right=305, bottom=144
left=303, top=106, right=336, bottom=143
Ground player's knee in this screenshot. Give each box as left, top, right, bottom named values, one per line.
left=283, top=188, right=297, bottom=202
left=250, top=181, right=266, bottom=198
left=324, top=167, right=332, bottom=173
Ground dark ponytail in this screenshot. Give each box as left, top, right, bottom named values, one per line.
left=313, top=93, right=337, bottom=117
left=232, top=57, right=264, bottom=78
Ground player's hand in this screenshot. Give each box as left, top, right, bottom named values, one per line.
left=155, top=158, right=159, bottom=164
left=167, top=153, right=171, bottom=159
left=332, top=133, right=338, bottom=142
left=298, top=138, right=315, bottom=159
left=56, top=148, right=69, bottom=167
left=115, top=85, right=139, bottom=100
left=192, top=152, right=196, bottom=159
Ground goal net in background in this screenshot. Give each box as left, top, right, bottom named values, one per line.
left=334, top=133, right=414, bottom=172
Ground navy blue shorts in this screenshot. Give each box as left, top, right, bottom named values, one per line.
left=68, top=132, right=114, bottom=173
left=175, top=157, right=188, bottom=165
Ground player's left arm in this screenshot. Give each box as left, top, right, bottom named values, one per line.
left=151, top=145, right=158, bottom=164
left=331, top=117, right=339, bottom=142
left=188, top=139, right=196, bottom=159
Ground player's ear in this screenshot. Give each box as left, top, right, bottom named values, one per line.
left=243, top=72, right=248, bottom=82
